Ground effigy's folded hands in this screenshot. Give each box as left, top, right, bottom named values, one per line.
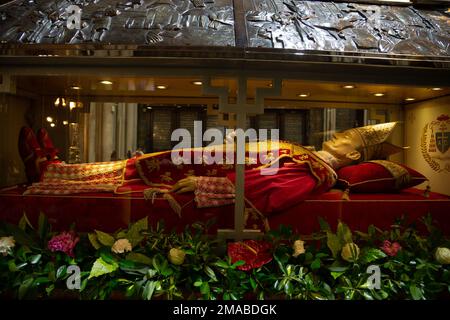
left=171, top=176, right=198, bottom=194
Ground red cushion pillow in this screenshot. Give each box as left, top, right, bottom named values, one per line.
left=336, top=161, right=427, bottom=193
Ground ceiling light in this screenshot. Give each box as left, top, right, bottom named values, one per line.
left=70, top=86, right=81, bottom=90
left=54, top=97, right=66, bottom=107
left=342, top=85, right=355, bottom=89
left=69, top=101, right=76, bottom=111
left=146, top=106, right=152, bottom=110
left=46, top=116, right=53, bottom=123
left=63, top=121, right=69, bottom=125
left=50, top=123, right=56, bottom=128
left=297, top=93, right=310, bottom=98
left=373, top=93, right=385, bottom=97
left=405, top=97, right=415, bottom=101
left=267, top=83, right=273, bottom=87
left=156, top=85, right=168, bottom=90
left=100, top=80, right=113, bottom=85
left=431, top=87, right=443, bottom=91
left=191, top=81, right=203, bottom=86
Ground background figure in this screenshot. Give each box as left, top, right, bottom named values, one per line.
left=110, top=150, right=117, bottom=161
left=134, top=148, right=144, bottom=157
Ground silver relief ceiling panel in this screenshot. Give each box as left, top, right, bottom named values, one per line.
left=244, top=1, right=450, bottom=55
left=0, top=0, right=235, bottom=46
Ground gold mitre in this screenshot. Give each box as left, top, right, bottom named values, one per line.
left=350, top=122, right=405, bottom=160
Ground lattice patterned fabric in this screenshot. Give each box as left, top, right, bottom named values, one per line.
left=24, top=161, right=126, bottom=195
left=194, top=176, right=235, bottom=208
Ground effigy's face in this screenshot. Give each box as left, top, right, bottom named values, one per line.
left=322, top=129, right=362, bottom=166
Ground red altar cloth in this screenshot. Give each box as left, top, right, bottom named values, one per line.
left=0, top=185, right=449, bottom=235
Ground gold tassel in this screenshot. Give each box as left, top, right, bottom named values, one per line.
left=341, top=188, right=350, bottom=201
left=163, top=193, right=182, bottom=218
left=143, top=187, right=182, bottom=217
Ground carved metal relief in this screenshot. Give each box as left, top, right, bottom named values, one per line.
left=0, top=0, right=235, bottom=46
left=0, top=0, right=449, bottom=56
left=245, top=1, right=450, bottom=55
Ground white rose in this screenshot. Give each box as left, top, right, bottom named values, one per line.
left=111, top=239, right=132, bottom=254
left=435, top=247, right=450, bottom=265
left=168, top=248, right=186, bottom=265
left=292, top=240, right=305, bottom=258
left=341, top=242, right=360, bottom=262
left=0, top=236, right=15, bottom=256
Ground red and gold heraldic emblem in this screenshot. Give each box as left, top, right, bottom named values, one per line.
left=421, top=114, right=450, bottom=173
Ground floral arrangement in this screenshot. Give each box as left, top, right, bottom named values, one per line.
left=0, top=213, right=449, bottom=300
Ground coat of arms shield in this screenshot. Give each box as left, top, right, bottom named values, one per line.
left=436, top=131, right=450, bottom=154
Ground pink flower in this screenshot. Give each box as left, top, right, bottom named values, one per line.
left=47, top=232, right=79, bottom=257
left=381, top=240, right=402, bottom=257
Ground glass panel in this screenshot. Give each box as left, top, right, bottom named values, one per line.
left=284, top=111, right=305, bottom=145
left=152, top=109, right=173, bottom=152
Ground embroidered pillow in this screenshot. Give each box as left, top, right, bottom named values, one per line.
left=336, top=160, right=427, bottom=193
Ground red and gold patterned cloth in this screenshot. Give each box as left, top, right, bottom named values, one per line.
left=24, top=161, right=126, bottom=195
left=136, top=142, right=337, bottom=215
left=23, top=141, right=337, bottom=216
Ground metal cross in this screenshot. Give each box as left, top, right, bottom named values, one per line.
left=202, top=75, right=282, bottom=240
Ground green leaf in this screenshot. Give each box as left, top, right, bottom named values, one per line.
left=326, top=231, right=342, bottom=258
left=193, top=281, right=203, bottom=287
left=94, top=230, right=115, bottom=247
left=56, top=266, right=67, bottom=279
left=8, top=260, right=18, bottom=272
left=147, top=269, right=157, bottom=278
left=250, top=277, right=257, bottom=290
left=99, top=247, right=117, bottom=264
left=18, top=277, right=34, bottom=299
left=231, top=260, right=245, bottom=269
left=88, top=257, right=118, bottom=279
left=115, top=230, right=128, bottom=239
left=29, top=254, right=42, bottom=265
left=214, top=260, right=229, bottom=269
left=160, top=260, right=173, bottom=277
left=143, top=280, right=157, bottom=300
left=19, top=213, right=34, bottom=231
left=328, top=266, right=348, bottom=272
left=200, top=282, right=210, bottom=296
left=34, top=277, right=51, bottom=285
left=337, top=221, right=353, bottom=244
left=318, top=217, right=331, bottom=231
left=205, top=266, right=218, bottom=282
left=305, top=252, right=314, bottom=261
left=126, top=252, right=153, bottom=266
left=17, top=245, right=32, bottom=262
left=88, top=233, right=102, bottom=250
left=360, top=248, right=387, bottom=264
left=410, top=284, right=423, bottom=300
left=331, top=271, right=345, bottom=280
left=126, top=217, right=148, bottom=247
left=311, top=259, right=321, bottom=270
left=119, top=259, right=149, bottom=274
left=46, top=284, right=55, bottom=296
left=38, top=212, right=49, bottom=240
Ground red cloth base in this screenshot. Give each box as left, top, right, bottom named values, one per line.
left=0, top=185, right=449, bottom=235
left=268, top=188, right=450, bottom=235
